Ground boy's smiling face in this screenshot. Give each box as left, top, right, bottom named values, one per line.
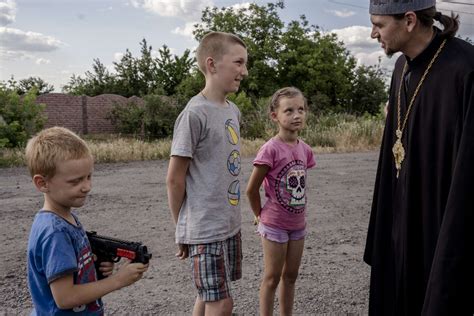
left=41, top=157, right=94, bottom=213
left=213, top=43, right=248, bottom=94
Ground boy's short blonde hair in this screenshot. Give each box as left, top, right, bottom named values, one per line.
left=25, top=127, right=92, bottom=178
left=196, top=31, right=247, bottom=74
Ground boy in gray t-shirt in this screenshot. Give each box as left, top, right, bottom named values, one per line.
left=166, top=32, right=248, bottom=315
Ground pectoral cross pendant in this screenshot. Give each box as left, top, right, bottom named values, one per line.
left=392, top=129, right=405, bottom=178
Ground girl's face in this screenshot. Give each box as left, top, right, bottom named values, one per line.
left=271, top=96, right=307, bottom=133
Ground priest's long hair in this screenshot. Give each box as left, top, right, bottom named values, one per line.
left=393, top=6, right=459, bottom=39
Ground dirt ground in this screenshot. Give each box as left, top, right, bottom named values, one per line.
left=0, top=151, right=378, bottom=315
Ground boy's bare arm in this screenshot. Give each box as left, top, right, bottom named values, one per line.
left=246, top=165, right=270, bottom=218
left=166, top=156, right=191, bottom=224
left=50, top=260, right=148, bottom=309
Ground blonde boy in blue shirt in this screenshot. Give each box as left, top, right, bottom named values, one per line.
left=26, top=127, right=148, bottom=315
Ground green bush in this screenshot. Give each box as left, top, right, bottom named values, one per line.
left=0, top=87, right=46, bottom=148
left=229, top=92, right=272, bottom=139
left=229, top=92, right=262, bottom=139
left=107, top=101, right=144, bottom=136
left=143, top=95, right=181, bottom=139
left=107, top=94, right=181, bottom=140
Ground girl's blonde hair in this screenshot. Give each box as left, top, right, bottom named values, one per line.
left=269, top=86, right=308, bottom=113
left=25, top=127, right=92, bottom=178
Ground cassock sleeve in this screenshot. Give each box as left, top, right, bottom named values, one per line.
left=422, top=71, right=474, bottom=315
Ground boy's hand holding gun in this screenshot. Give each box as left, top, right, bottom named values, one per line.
left=87, top=231, right=152, bottom=282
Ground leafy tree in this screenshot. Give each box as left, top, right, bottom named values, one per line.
left=193, top=1, right=387, bottom=114
left=175, top=68, right=205, bottom=105
left=136, top=39, right=159, bottom=95
left=113, top=49, right=143, bottom=97
left=2, top=76, right=54, bottom=95
left=277, top=18, right=356, bottom=113
left=350, top=64, right=387, bottom=115
left=63, top=59, right=117, bottom=96
left=113, top=39, right=165, bottom=97
left=156, top=45, right=195, bottom=96
left=0, top=85, right=46, bottom=148
left=65, top=1, right=387, bottom=116
left=194, top=1, right=284, bottom=99
left=65, top=39, right=192, bottom=97
left=18, top=77, right=54, bottom=95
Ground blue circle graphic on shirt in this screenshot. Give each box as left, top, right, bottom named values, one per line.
left=225, top=119, right=239, bottom=145
left=228, top=180, right=240, bottom=206
left=227, top=150, right=241, bottom=176
left=275, top=160, right=306, bottom=214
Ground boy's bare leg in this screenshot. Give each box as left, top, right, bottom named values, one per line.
left=193, top=296, right=205, bottom=316
left=279, top=238, right=304, bottom=316
left=259, top=238, right=287, bottom=316
left=205, top=297, right=233, bottom=316
left=193, top=295, right=233, bottom=316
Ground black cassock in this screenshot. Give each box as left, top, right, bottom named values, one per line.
left=364, top=28, right=474, bottom=315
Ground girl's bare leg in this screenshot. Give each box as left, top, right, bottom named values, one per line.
left=279, top=238, right=304, bottom=316
left=259, top=237, right=287, bottom=316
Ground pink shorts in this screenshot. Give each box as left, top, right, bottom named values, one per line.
left=257, top=222, right=306, bottom=243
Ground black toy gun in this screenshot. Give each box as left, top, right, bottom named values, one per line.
left=86, top=231, right=152, bottom=279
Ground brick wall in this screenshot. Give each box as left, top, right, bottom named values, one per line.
left=36, top=93, right=144, bottom=134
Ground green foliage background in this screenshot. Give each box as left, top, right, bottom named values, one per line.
left=0, top=87, right=46, bottom=149
left=60, top=1, right=388, bottom=138
left=0, top=1, right=389, bottom=154
left=102, top=1, right=387, bottom=140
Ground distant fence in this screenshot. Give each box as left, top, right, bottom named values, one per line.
left=36, top=93, right=144, bottom=134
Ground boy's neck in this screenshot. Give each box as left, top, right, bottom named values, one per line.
left=201, top=86, right=228, bottom=107
left=42, top=200, right=77, bottom=226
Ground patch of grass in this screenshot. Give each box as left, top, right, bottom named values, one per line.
left=241, top=138, right=266, bottom=157
left=0, top=148, right=25, bottom=167
left=0, top=113, right=385, bottom=167
left=301, top=113, right=385, bottom=152
left=88, top=138, right=171, bottom=163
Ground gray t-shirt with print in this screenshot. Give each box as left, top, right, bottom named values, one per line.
left=171, top=94, right=242, bottom=244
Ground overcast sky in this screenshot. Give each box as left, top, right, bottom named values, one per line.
left=0, top=0, right=472, bottom=92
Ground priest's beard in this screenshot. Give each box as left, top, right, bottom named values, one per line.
left=386, top=50, right=396, bottom=58
left=383, top=32, right=405, bottom=58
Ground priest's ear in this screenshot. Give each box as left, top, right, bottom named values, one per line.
left=404, top=11, right=418, bottom=33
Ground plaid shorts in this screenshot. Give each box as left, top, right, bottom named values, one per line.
left=188, top=231, right=242, bottom=302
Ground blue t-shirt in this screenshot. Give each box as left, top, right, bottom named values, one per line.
left=27, top=211, right=103, bottom=315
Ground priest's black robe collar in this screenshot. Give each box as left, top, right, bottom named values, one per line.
left=404, top=27, right=443, bottom=70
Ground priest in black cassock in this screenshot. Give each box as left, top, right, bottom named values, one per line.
left=364, top=0, right=474, bottom=315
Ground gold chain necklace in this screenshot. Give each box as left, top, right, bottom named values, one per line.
left=392, top=39, right=446, bottom=178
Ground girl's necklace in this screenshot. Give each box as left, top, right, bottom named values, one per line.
left=392, top=39, right=446, bottom=179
